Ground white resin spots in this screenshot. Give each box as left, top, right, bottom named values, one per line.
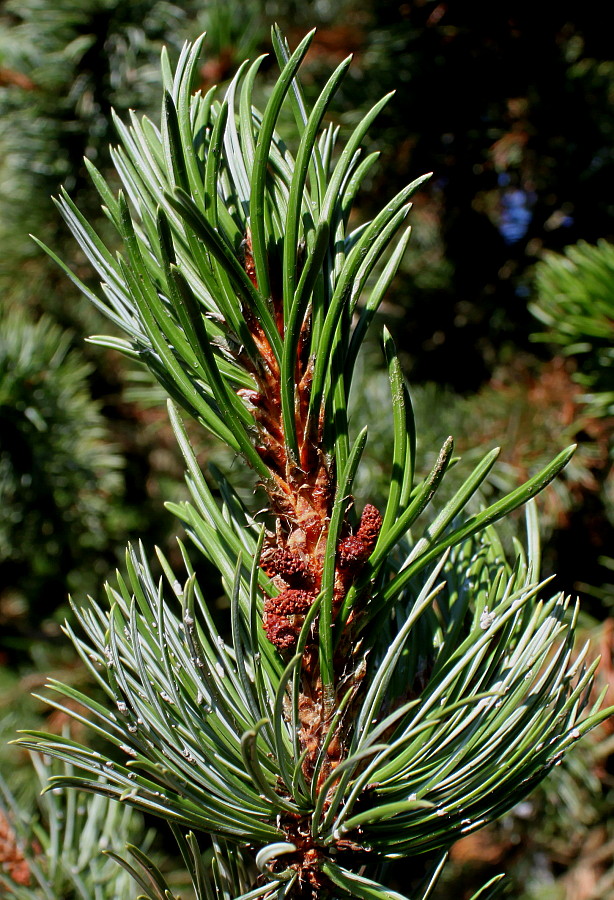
left=480, top=607, right=496, bottom=630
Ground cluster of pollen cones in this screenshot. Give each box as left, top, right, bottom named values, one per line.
left=261, top=503, right=382, bottom=653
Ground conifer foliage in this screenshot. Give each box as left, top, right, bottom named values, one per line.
left=17, top=28, right=612, bottom=899
left=0, top=306, right=123, bottom=623
left=531, top=239, right=614, bottom=419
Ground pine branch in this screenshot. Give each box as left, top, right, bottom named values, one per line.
left=18, top=27, right=613, bottom=900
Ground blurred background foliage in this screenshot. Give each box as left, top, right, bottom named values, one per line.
left=0, top=307, right=123, bottom=640
left=1, top=0, right=613, bottom=897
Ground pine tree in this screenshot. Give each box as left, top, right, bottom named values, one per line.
left=14, top=28, right=612, bottom=899
left=531, top=239, right=614, bottom=419
left=0, top=306, right=123, bottom=632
